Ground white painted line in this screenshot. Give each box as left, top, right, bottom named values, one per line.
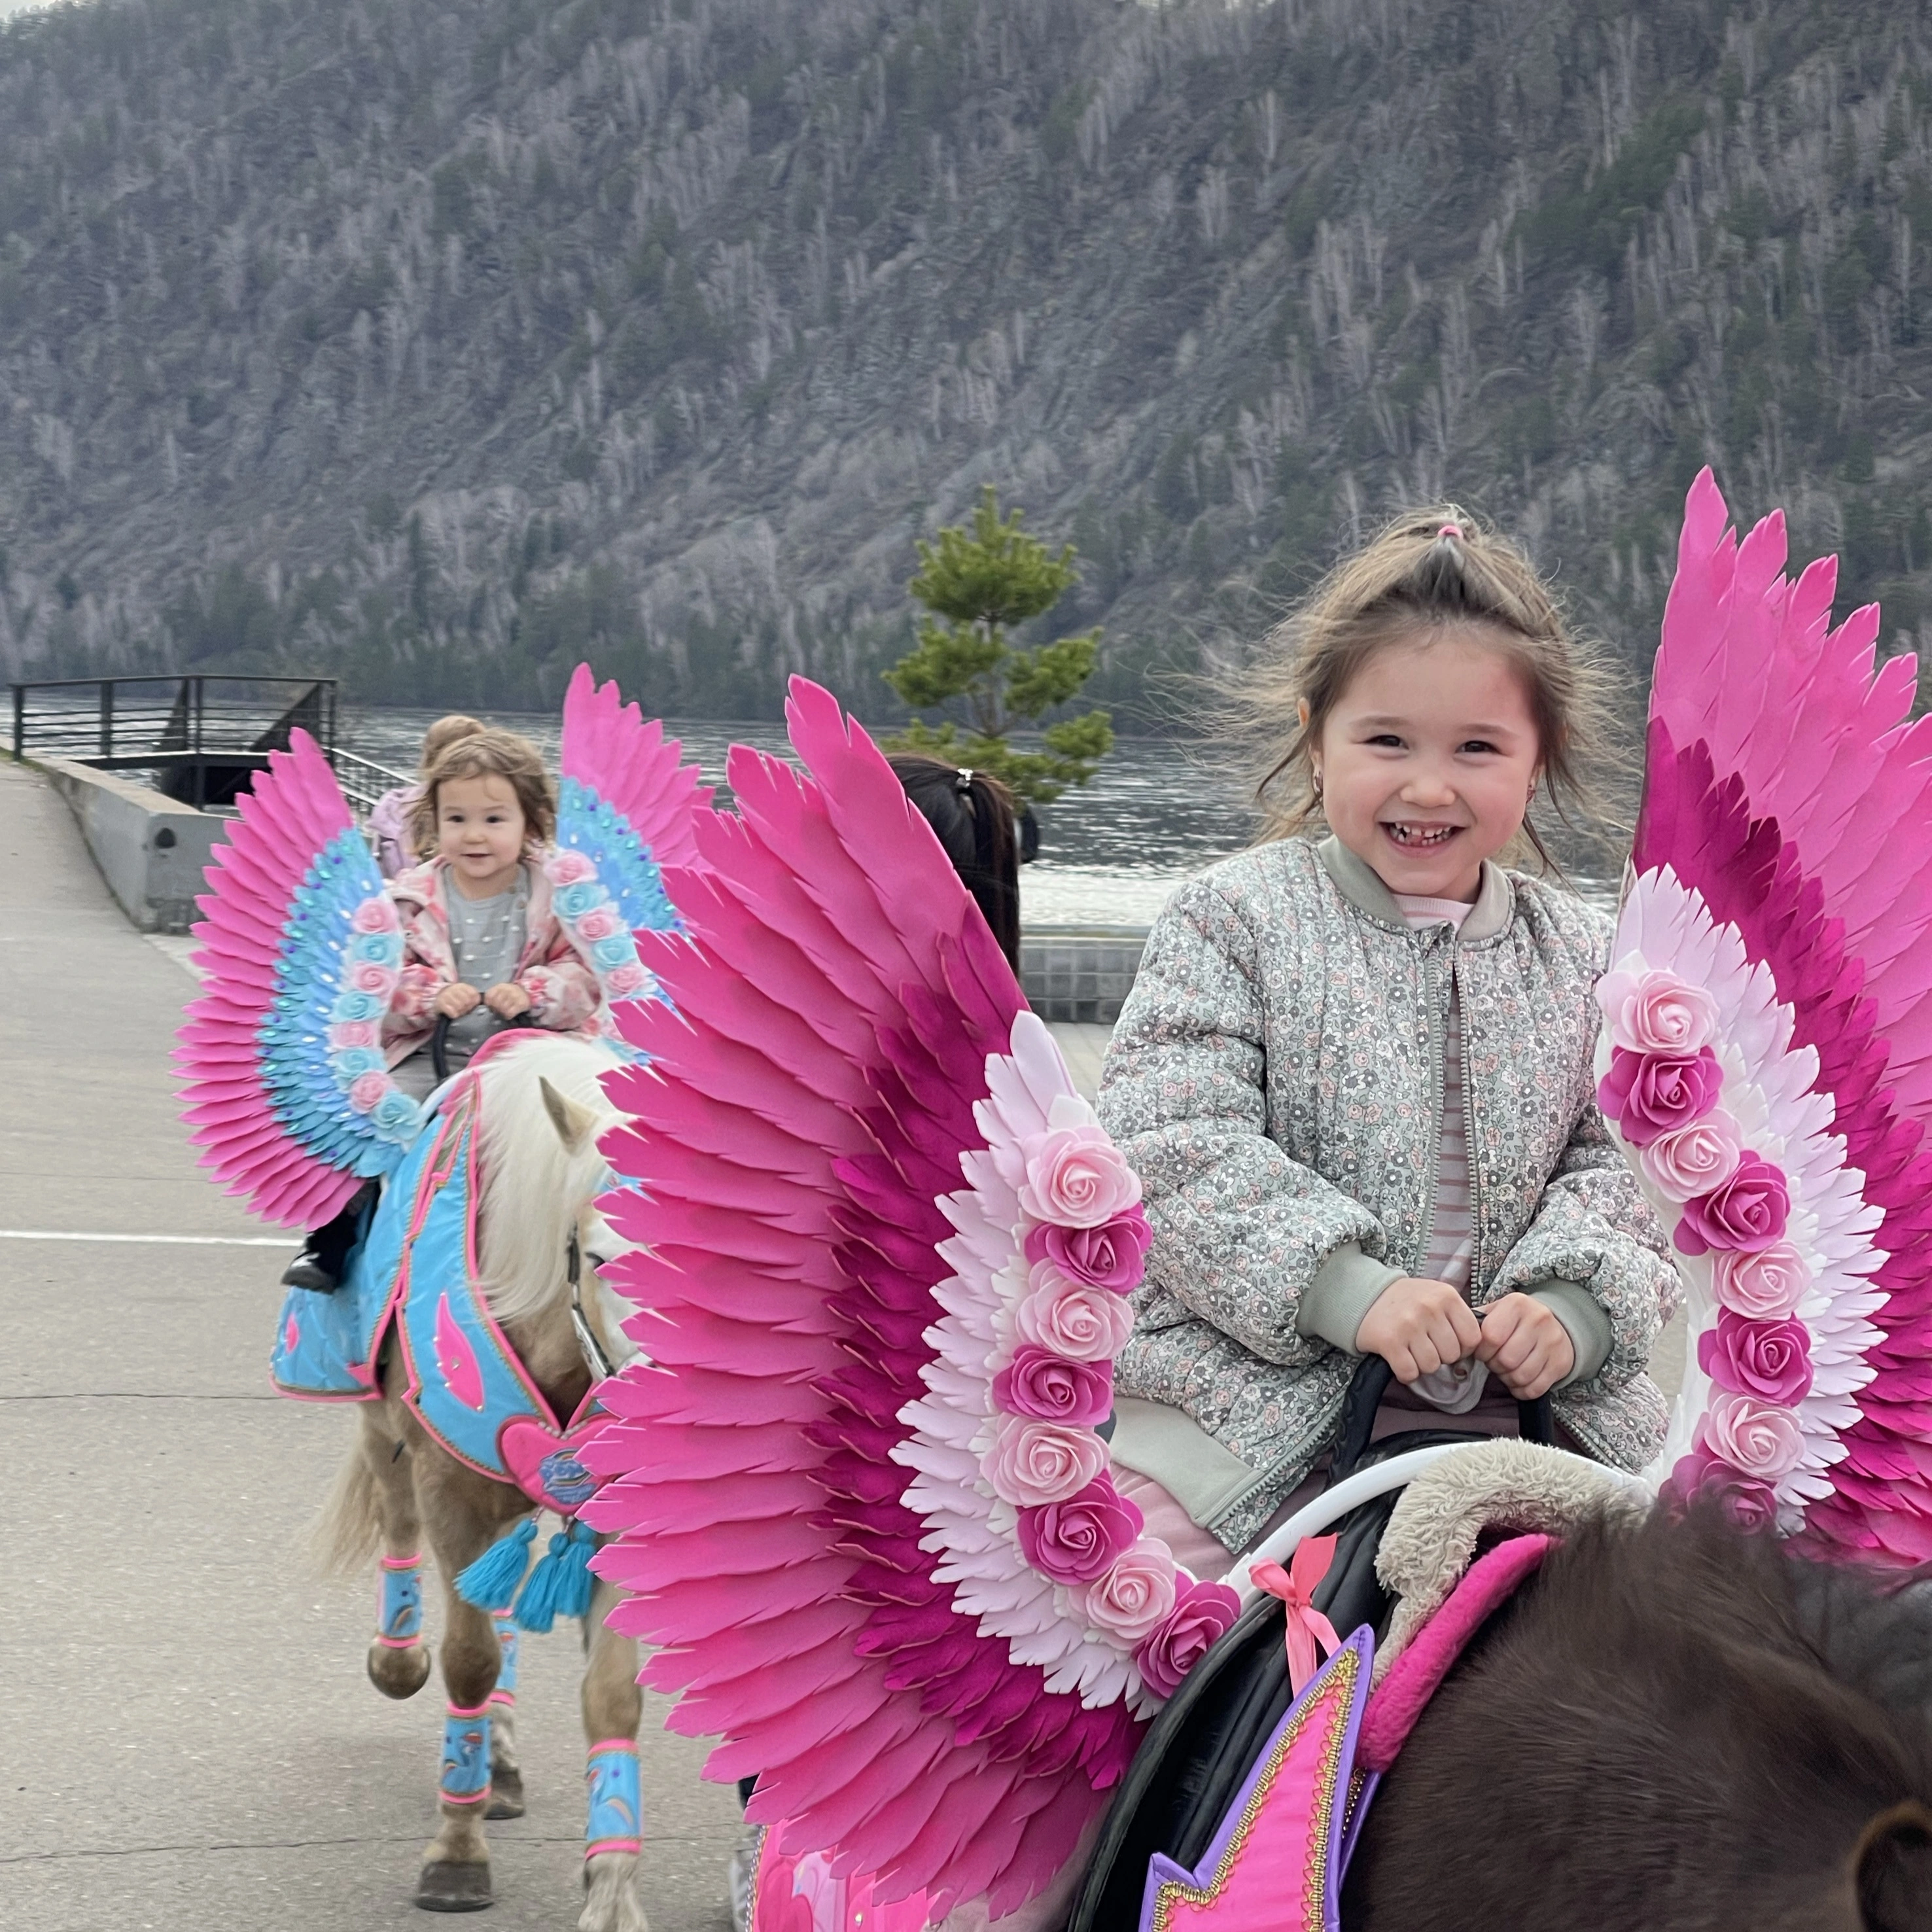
left=0, top=1229, right=289, bottom=1247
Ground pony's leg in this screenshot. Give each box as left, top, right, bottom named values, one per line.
left=360, top=1408, right=434, bottom=1701
left=483, top=1611, right=525, bottom=1820
left=415, top=1469, right=523, bottom=1912
left=577, top=1572, right=647, bottom=1932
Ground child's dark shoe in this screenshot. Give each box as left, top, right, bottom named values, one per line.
left=281, top=1252, right=340, bottom=1292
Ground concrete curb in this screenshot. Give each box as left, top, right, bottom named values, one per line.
left=1020, top=926, right=1149, bottom=1023
left=20, top=754, right=225, bottom=932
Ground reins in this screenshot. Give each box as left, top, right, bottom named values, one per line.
left=566, top=1227, right=615, bottom=1383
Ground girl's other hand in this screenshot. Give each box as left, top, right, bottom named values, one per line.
left=1475, top=1293, right=1575, bottom=1399
left=434, top=982, right=482, bottom=1019
left=485, top=982, right=532, bottom=1019
left=1356, top=1276, right=1483, bottom=1383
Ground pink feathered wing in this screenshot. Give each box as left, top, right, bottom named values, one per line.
left=582, top=681, right=1192, bottom=1920
left=559, top=661, right=710, bottom=872
left=175, top=729, right=396, bottom=1228
left=1604, top=469, right=1932, bottom=1564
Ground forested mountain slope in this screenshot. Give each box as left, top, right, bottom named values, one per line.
left=1, top=0, right=1929, bottom=718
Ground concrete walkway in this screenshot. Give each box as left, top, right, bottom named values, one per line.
left=0, top=760, right=741, bottom=1931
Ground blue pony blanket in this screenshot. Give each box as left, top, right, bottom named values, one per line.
left=270, top=1074, right=606, bottom=1517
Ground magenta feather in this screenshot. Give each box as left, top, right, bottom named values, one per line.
left=1640, top=474, right=1932, bottom=1566
left=585, top=676, right=1155, bottom=1914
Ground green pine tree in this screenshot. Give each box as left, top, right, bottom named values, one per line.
left=883, top=485, right=1113, bottom=804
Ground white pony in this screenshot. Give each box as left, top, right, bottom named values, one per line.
left=315, top=1032, right=648, bottom=1929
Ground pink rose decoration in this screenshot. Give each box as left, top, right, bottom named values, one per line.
left=1675, top=1153, right=1791, bottom=1256
left=1598, top=966, right=1718, bottom=1055
left=605, top=963, right=650, bottom=995
left=1597, top=1046, right=1724, bottom=1147
left=351, top=962, right=396, bottom=995
left=1015, top=1263, right=1136, bottom=1361
left=1014, top=1477, right=1143, bottom=1586
left=1712, top=1242, right=1809, bottom=1320
left=1081, top=1536, right=1178, bottom=1644
left=328, top=1021, right=380, bottom=1051
left=549, top=851, right=597, bottom=885
left=1638, top=1110, right=1742, bottom=1203
left=347, top=1071, right=389, bottom=1112
left=576, top=907, right=620, bottom=941
left=1698, top=1310, right=1813, bottom=1405
left=1134, top=1577, right=1242, bottom=1697
left=991, top=1344, right=1114, bottom=1426
left=1666, top=1449, right=1780, bottom=1531
left=351, top=897, right=395, bottom=934
left=1018, top=1124, right=1143, bottom=1228
left=1025, top=1210, right=1153, bottom=1294
left=1698, top=1389, right=1804, bottom=1481
left=979, top=1414, right=1108, bottom=1508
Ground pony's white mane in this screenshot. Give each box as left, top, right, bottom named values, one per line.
left=471, top=1032, right=625, bottom=1326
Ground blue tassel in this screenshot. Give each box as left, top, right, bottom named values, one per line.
left=512, top=1519, right=597, bottom=1633
left=455, top=1517, right=538, bottom=1611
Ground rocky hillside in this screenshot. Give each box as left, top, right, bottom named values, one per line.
left=2, top=0, right=1931, bottom=721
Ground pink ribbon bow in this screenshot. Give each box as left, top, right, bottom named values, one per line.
left=1252, top=1534, right=1341, bottom=1695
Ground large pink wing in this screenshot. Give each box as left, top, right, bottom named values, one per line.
left=1600, top=469, right=1932, bottom=1564
left=174, top=729, right=424, bottom=1228
left=581, top=678, right=1237, bottom=1920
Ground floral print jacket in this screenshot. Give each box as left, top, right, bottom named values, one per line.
left=380, top=854, right=604, bottom=1066
left=1097, top=835, right=1677, bottom=1553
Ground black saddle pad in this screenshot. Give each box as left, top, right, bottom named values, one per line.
left=1065, top=1430, right=1474, bottom=1932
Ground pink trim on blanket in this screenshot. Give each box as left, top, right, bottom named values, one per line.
left=1355, top=1534, right=1554, bottom=1774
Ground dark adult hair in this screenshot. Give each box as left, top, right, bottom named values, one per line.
left=888, top=754, right=1022, bottom=972
left=1243, top=503, right=1620, bottom=875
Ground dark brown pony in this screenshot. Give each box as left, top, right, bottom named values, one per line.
left=1345, top=1510, right=1932, bottom=1932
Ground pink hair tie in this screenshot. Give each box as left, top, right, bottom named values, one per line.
left=1438, top=521, right=1463, bottom=540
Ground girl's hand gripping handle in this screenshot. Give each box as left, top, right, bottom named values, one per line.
left=1356, top=1276, right=1483, bottom=1384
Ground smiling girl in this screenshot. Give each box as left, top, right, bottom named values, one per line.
left=279, top=728, right=607, bottom=1291
left=384, top=728, right=603, bottom=1091
left=1095, top=510, right=1677, bottom=1573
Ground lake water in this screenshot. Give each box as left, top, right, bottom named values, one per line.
left=343, top=706, right=1623, bottom=926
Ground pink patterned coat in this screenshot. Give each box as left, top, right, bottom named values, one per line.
left=381, top=855, right=603, bottom=1068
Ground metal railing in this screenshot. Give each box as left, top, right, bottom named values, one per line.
left=332, top=746, right=412, bottom=818
left=8, top=674, right=353, bottom=811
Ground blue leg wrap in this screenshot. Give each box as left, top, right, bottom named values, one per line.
left=440, top=1704, right=493, bottom=1804
left=491, top=1614, right=520, bottom=1710
left=376, top=1554, right=423, bottom=1647
left=585, top=1739, right=641, bottom=1857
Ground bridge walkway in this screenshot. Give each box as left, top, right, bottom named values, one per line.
left=0, top=758, right=739, bottom=1932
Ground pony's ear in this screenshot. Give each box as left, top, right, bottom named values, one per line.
left=538, top=1076, right=599, bottom=1157
left=1857, top=1801, right=1932, bottom=1932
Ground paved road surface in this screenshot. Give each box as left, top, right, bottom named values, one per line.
left=0, top=758, right=741, bottom=1932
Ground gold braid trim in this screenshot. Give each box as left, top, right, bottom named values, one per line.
left=1147, top=1643, right=1360, bottom=1932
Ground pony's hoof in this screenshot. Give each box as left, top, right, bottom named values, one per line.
left=368, top=1638, right=433, bottom=1700
left=580, top=1850, right=646, bottom=1932
left=484, top=1767, right=525, bottom=1819
left=416, top=1860, right=493, bottom=1911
